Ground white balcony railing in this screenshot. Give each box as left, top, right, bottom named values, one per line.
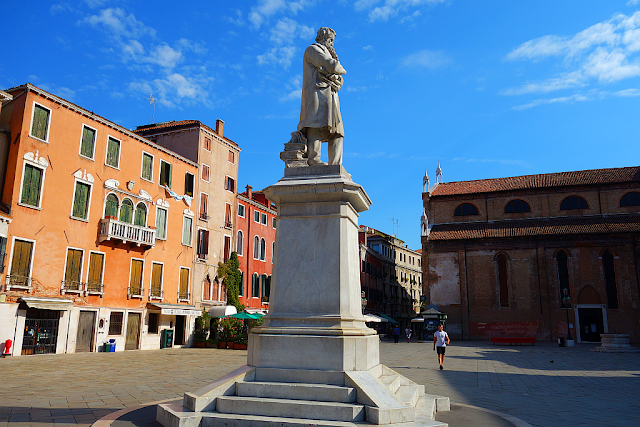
left=99, top=217, right=156, bottom=247
left=5, top=275, right=33, bottom=292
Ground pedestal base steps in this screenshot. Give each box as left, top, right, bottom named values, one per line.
left=156, top=364, right=450, bottom=427
left=591, top=334, right=640, bottom=353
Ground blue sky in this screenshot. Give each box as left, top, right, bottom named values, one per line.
left=3, top=0, right=640, bottom=250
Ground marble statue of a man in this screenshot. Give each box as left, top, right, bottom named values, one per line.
left=298, top=27, right=347, bottom=166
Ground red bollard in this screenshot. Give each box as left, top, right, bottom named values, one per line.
left=2, top=339, right=12, bottom=357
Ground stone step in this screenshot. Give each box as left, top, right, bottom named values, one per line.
left=396, top=385, right=421, bottom=408
left=216, top=396, right=366, bottom=422
left=236, top=381, right=356, bottom=403
left=254, top=367, right=346, bottom=385
left=200, top=412, right=448, bottom=427
left=379, top=374, right=402, bottom=393
left=423, top=394, right=450, bottom=413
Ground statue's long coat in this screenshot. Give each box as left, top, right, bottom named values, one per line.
left=297, top=43, right=344, bottom=140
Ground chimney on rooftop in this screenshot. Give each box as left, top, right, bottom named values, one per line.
left=246, top=185, right=252, bottom=199
left=216, top=119, right=225, bottom=137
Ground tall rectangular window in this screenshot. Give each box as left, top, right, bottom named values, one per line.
left=179, top=267, right=189, bottom=300
left=238, top=271, right=244, bottom=296
left=200, top=193, right=208, bottom=220
left=20, top=164, right=43, bottom=207
left=72, top=181, right=91, bottom=220
left=238, top=204, right=245, bottom=218
left=30, top=103, right=50, bottom=141
left=108, top=312, right=123, bottom=335
left=197, top=229, right=209, bottom=258
left=64, top=249, right=83, bottom=291
left=150, top=262, right=163, bottom=298
left=156, top=207, right=168, bottom=240
left=10, top=239, right=33, bottom=283
left=148, top=312, right=159, bottom=334
left=160, top=160, right=172, bottom=187
left=204, top=137, right=211, bottom=151
left=129, top=259, right=144, bottom=296
left=224, top=235, right=231, bottom=262
left=87, top=252, right=104, bottom=293
left=184, top=173, right=195, bottom=197
left=106, top=137, right=120, bottom=168
left=142, top=153, right=153, bottom=181
left=252, top=274, right=260, bottom=298
left=80, top=125, right=96, bottom=159
left=182, top=216, right=193, bottom=246
left=261, top=213, right=267, bottom=225
left=228, top=150, right=235, bottom=164
left=225, top=203, right=232, bottom=227
left=254, top=210, right=260, bottom=223
left=201, top=164, right=210, bottom=182
left=225, top=176, right=235, bottom=192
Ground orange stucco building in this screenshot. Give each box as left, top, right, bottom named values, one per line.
left=0, top=84, right=202, bottom=355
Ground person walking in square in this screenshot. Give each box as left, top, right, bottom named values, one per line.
left=393, top=326, right=400, bottom=343
left=405, top=327, right=412, bottom=343
left=433, top=323, right=450, bottom=370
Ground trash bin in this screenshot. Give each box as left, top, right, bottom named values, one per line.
left=109, top=339, right=116, bottom=352
left=161, top=329, right=174, bottom=349
left=103, top=342, right=110, bottom=352
left=558, top=337, right=565, bottom=347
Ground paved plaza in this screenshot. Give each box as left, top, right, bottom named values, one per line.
left=0, top=341, right=638, bottom=427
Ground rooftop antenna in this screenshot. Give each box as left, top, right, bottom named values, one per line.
left=145, top=93, right=157, bottom=123
left=390, top=217, right=399, bottom=237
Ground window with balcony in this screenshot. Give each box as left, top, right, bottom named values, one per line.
left=119, top=199, right=133, bottom=223
left=79, top=125, right=97, bottom=160
left=150, top=262, right=163, bottom=299
left=183, top=216, right=194, bottom=246
left=62, top=248, right=84, bottom=294
left=159, top=160, right=172, bottom=187
left=237, top=231, right=244, bottom=256
left=105, top=194, right=119, bottom=218
left=87, top=252, right=105, bottom=295
left=196, top=229, right=208, bottom=258
left=105, top=136, right=121, bottom=169
left=30, top=102, right=51, bottom=142
left=134, top=203, right=147, bottom=227
left=184, top=172, right=195, bottom=197
left=199, top=193, right=209, bottom=220
left=156, top=206, right=168, bottom=240
left=109, top=312, right=124, bottom=335
left=129, top=259, right=144, bottom=298
left=141, top=152, right=154, bottom=182
left=179, top=267, right=190, bottom=301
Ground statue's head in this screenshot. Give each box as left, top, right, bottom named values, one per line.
left=316, top=27, right=336, bottom=46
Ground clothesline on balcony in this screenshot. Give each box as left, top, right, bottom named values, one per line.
left=162, top=185, right=192, bottom=206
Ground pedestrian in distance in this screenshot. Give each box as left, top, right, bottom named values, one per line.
left=393, top=326, right=400, bottom=343
left=405, top=327, right=412, bottom=343
left=433, top=323, right=450, bottom=370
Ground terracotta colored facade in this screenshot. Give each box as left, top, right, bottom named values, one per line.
left=236, top=186, right=275, bottom=312
left=0, top=84, right=201, bottom=356
left=422, top=166, right=640, bottom=343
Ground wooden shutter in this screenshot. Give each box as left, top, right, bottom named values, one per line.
left=203, top=276, right=211, bottom=300
left=224, top=236, right=230, bottom=261
left=21, top=165, right=42, bottom=206
left=11, top=240, right=33, bottom=277
left=156, top=208, right=167, bottom=239
left=107, top=138, right=119, bottom=167
left=143, top=154, right=152, bottom=180
left=228, top=150, right=234, bottom=163
left=151, top=263, right=162, bottom=292
left=203, top=230, right=209, bottom=255
left=130, top=259, right=143, bottom=289
left=31, top=105, right=49, bottom=140
left=180, top=268, right=189, bottom=294
left=120, top=199, right=133, bottom=223
left=225, top=204, right=231, bottom=224
left=105, top=194, right=118, bottom=217
left=64, top=249, right=82, bottom=283
left=80, top=127, right=95, bottom=158
left=88, top=253, right=104, bottom=285
left=72, top=182, right=90, bottom=219
left=200, top=194, right=207, bottom=216
left=134, top=203, right=147, bottom=226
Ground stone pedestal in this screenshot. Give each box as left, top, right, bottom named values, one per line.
left=249, top=165, right=378, bottom=371
left=592, top=334, right=640, bottom=353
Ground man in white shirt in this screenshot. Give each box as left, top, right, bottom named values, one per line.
left=433, top=323, right=450, bottom=370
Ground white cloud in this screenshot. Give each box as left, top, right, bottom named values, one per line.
left=85, top=0, right=108, bottom=7
left=511, top=88, right=640, bottom=110
left=583, top=47, right=640, bottom=81
left=358, top=0, right=446, bottom=23
left=129, top=73, right=208, bottom=108
left=145, top=44, right=183, bottom=69
left=248, top=0, right=314, bottom=28
left=401, top=50, right=452, bottom=69
left=501, top=71, right=585, bottom=95
left=257, top=46, right=297, bottom=68
left=363, top=45, right=374, bottom=51
left=279, top=75, right=302, bottom=101
left=50, top=3, right=75, bottom=15
left=627, top=0, right=639, bottom=6
left=269, top=17, right=314, bottom=45
left=400, top=10, right=421, bottom=24
left=81, top=8, right=156, bottom=40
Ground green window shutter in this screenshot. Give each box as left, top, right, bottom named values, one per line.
left=21, top=165, right=42, bottom=207
left=182, top=216, right=192, bottom=245
left=72, top=182, right=90, bottom=219
left=156, top=208, right=167, bottom=239
left=151, top=263, right=162, bottom=292
left=120, top=199, right=133, bottom=223
left=88, top=253, right=104, bottom=285
left=179, top=268, right=189, bottom=294
left=80, top=127, right=95, bottom=158
left=105, top=194, right=118, bottom=217
left=142, top=154, right=152, bottom=180
left=11, top=240, right=33, bottom=277
left=106, top=138, right=120, bottom=167
left=134, top=203, right=147, bottom=226
left=65, top=249, right=82, bottom=282
left=31, top=105, right=49, bottom=140
left=130, top=259, right=143, bottom=289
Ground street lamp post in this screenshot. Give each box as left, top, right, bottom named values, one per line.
left=562, top=287, right=573, bottom=342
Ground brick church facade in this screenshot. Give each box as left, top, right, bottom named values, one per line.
left=421, top=166, right=640, bottom=343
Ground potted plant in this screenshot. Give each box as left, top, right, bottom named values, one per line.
left=219, top=316, right=242, bottom=349
left=193, top=309, right=211, bottom=348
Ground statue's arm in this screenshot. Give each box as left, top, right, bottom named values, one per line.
left=307, top=45, right=346, bottom=75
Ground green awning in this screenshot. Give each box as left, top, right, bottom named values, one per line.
left=376, top=313, right=398, bottom=324
left=231, top=312, right=258, bottom=320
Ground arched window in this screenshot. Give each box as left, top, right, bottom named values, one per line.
left=560, top=196, right=588, bottom=210
left=454, top=203, right=479, bottom=216
left=252, top=273, right=260, bottom=297
left=120, top=199, right=133, bottom=223
left=236, top=231, right=244, bottom=256
left=260, top=274, right=268, bottom=300
left=602, top=250, right=619, bottom=309
left=134, top=203, right=147, bottom=226
left=505, top=199, right=531, bottom=213
left=203, top=275, right=211, bottom=301
left=260, top=238, right=266, bottom=261
left=496, top=254, right=509, bottom=308
left=104, top=193, right=119, bottom=218
left=253, top=236, right=259, bottom=259
left=556, top=251, right=571, bottom=308
left=620, top=192, right=640, bottom=207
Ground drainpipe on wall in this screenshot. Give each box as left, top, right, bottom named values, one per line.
left=463, top=241, right=470, bottom=341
